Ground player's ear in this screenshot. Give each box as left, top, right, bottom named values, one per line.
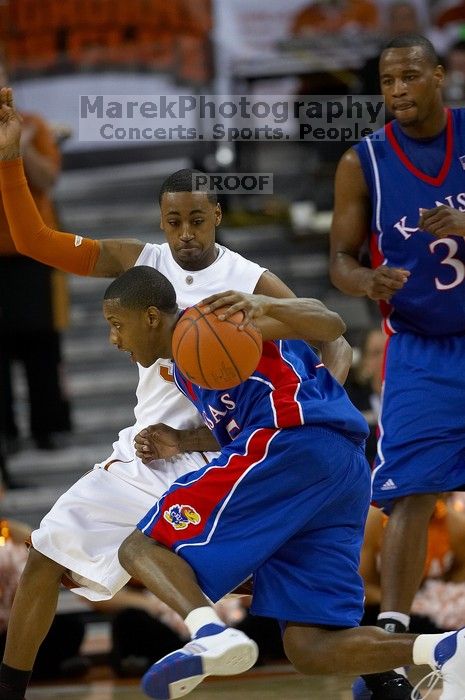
left=215, top=203, right=222, bottom=227
left=147, top=306, right=161, bottom=327
left=434, top=64, right=445, bottom=87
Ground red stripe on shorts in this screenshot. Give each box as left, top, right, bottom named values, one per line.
left=148, top=428, right=278, bottom=549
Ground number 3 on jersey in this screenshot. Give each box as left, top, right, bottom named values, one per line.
left=429, top=237, right=465, bottom=291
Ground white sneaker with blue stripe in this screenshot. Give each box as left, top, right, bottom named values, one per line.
left=141, top=623, right=259, bottom=699
left=412, top=628, right=465, bottom=700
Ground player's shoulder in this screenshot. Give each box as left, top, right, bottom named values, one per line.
left=216, top=244, right=264, bottom=271
left=353, top=122, right=387, bottom=155
left=134, top=241, right=166, bottom=268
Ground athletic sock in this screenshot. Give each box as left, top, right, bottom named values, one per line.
left=0, top=663, right=32, bottom=700
left=377, top=612, right=410, bottom=633
left=184, top=607, right=226, bottom=639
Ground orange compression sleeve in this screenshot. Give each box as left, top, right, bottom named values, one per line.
left=0, top=158, right=100, bottom=275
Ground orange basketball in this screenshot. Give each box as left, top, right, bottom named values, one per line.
left=172, top=304, right=263, bottom=390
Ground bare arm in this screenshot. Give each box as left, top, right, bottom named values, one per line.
left=134, top=423, right=219, bottom=465
left=93, top=239, right=145, bottom=276
left=254, top=271, right=352, bottom=381
left=313, top=336, right=353, bottom=385
left=202, top=291, right=345, bottom=343
left=330, top=148, right=410, bottom=301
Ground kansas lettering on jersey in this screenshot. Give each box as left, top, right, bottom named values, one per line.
left=355, top=108, right=465, bottom=335
left=174, top=338, right=369, bottom=446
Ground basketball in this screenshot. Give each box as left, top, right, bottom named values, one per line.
left=172, top=304, right=263, bottom=390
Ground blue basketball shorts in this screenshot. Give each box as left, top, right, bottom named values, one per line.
left=372, top=332, right=465, bottom=511
left=138, top=425, right=371, bottom=628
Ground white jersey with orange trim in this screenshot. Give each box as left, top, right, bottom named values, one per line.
left=31, top=242, right=265, bottom=601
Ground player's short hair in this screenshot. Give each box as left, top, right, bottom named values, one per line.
left=158, top=168, right=218, bottom=206
left=104, top=266, right=178, bottom=313
left=382, top=33, right=440, bottom=66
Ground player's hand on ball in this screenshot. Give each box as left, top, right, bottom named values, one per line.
left=365, top=266, right=410, bottom=301
left=0, top=88, right=22, bottom=156
left=200, top=290, right=267, bottom=327
left=134, top=423, right=183, bottom=464
left=419, top=205, right=465, bottom=238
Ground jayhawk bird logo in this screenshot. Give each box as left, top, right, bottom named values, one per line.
left=164, top=504, right=201, bottom=530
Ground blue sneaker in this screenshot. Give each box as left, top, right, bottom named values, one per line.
left=352, top=676, right=372, bottom=699
left=141, top=624, right=258, bottom=699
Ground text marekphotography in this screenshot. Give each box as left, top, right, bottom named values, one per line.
left=79, top=94, right=386, bottom=143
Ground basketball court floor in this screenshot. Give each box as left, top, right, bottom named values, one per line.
left=27, top=665, right=440, bottom=699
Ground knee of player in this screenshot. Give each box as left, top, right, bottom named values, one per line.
left=283, top=627, right=323, bottom=675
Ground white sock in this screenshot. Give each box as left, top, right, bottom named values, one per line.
left=413, top=633, right=447, bottom=667
left=378, top=611, right=411, bottom=631
left=184, top=607, right=225, bottom=638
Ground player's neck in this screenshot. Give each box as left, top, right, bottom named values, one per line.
left=398, top=104, right=447, bottom=140
left=177, top=245, right=218, bottom=272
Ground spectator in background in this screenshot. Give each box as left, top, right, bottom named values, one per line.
left=444, top=39, right=465, bottom=103
left=0, top=58, right=72, bottom=453
left=361, top=1, right=421, bottom=94
left=434, top=0, right=465, bottom=34
left=360, top=1, right=450, bottom=93
left=346, top=328, right=385, bottom=465
left=292, top=0, right=379, bottom=36
left=291, top=0, right=379, bottom=98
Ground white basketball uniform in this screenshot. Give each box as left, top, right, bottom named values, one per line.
left=31, top=243, right=265, bottom=600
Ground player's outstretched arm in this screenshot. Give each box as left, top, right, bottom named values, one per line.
left=201, top=291, right=345, bottom=343
left=0, top=87, right=144, bottom=277
left=329, top=148, right=410, bottom=301
left=134, top=423, right=219, bottom=465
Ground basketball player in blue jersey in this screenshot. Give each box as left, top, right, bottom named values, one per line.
left=101, top=265, right=465, bottom=700
left=330, top=33, right=465, bottom=699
